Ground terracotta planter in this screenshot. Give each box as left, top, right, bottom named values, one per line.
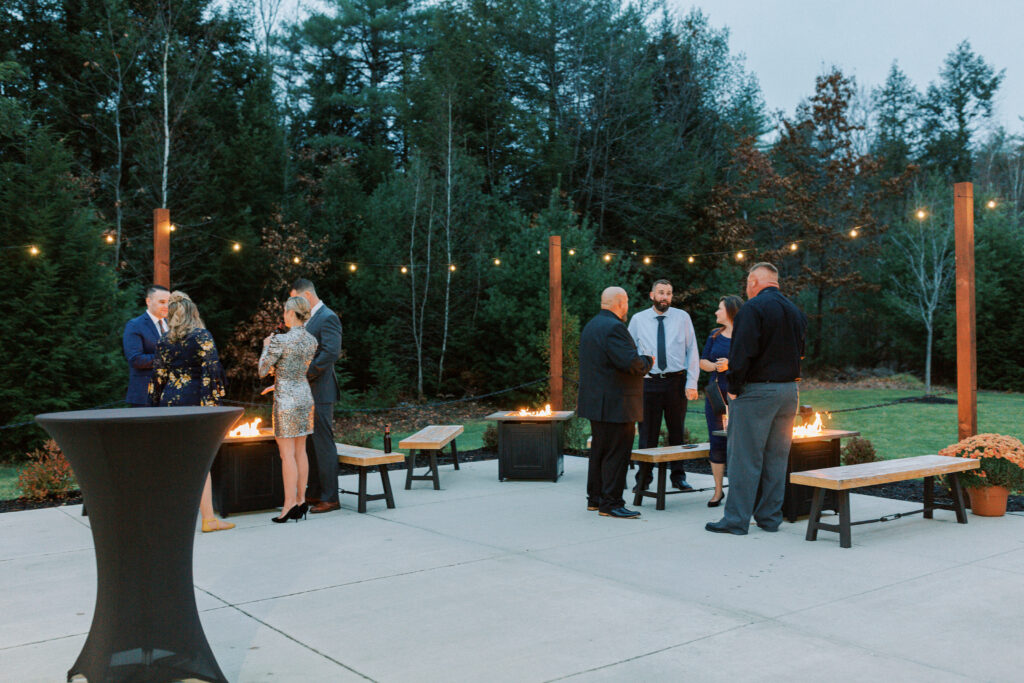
left=966, top=485, right=1009, bottom=517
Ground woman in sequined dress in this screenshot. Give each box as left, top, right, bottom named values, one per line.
left=259, top=296, right=318, bottom=522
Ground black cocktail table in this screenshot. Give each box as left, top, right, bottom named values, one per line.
left=36, top=406, right=241, bottom=683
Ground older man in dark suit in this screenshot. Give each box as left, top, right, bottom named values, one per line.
left=578, top=286, right=653, bottom=518
left=290, top=278, right=344, bottom=514
left=122, top=284, right=170, bottom=406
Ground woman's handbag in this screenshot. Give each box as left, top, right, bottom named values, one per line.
left=704, top=379, right=728, bottom=416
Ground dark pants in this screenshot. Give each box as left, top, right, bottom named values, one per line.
left=305, top=401, right=338, bottom=503
left=588, top=421, right=635, bottom=513
left=636, top=374, right=687, bottom=485
left=720, top=382, right=798, bottom=531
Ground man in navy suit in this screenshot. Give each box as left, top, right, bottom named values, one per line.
left=122, top=285, right=170, bottom=406
left=290, top=278, right=343, bottom=513
left=578, top=287, right=653, bottom=518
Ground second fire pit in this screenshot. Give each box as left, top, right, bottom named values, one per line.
left=485, top=407, right=575, bottom=482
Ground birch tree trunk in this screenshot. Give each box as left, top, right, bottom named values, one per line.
left=437, top=95, right=453, bottom=386
left=160, top=8, right=171, bottom=209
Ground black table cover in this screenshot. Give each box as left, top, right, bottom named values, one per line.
left=36, top=406, right=242, bottom=683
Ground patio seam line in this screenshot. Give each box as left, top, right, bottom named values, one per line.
left=218, top=553, right=509, bottom=608
left=0, top=546, right=95, bottom=563
left=0, top=630, right=88, bottom=652
left=57, top=506, right=92, bottom=530
left=194, top=586, right=378, bottom=682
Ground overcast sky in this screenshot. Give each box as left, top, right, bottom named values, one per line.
left=680, top=0, right=1023, bottom=134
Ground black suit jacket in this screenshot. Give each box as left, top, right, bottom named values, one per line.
left=304, top=303, right=343, bottom=403
left=577, top=309, right=653, bottom=423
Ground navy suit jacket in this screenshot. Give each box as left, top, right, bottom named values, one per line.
left=577, top=309, right=653, bottom=423
left=123, top=313, right=160, bottom=405
left=304, top=303, right=343, bottom=404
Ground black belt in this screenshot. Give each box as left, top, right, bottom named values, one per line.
left=646, top=370, right=685, bottom=380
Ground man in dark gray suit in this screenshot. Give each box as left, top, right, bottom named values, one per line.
left=578, top=287, right=653, bottom=518
left=706, top=263, right=807, bottom=535
left=290, top=278, right=344, bottom=514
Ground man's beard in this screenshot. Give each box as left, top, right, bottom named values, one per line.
left=653, top=300, right=670, bottom=313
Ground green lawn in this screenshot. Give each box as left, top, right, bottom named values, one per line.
left=3, top=390, right=1023, bottom=500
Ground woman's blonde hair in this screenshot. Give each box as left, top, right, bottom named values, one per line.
left=166, top=291, right=204, bottom=342
left=284, top=295, right=311, bottom=323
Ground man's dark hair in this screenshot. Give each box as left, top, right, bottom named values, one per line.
left=749, top=262, right=778, bottom=277
left=651, top=278, right=673, bottom=291
left=145, top=284, right=169, bottom=298
left=291, top=278, right=316, bottom=295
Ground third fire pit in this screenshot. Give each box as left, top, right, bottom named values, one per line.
left=485, top=406, right=575, bottom=482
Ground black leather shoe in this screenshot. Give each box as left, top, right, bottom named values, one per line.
left=600, top=507, right=641, bottom=518
left=756, top=523, right=779, bottom=532
left=672, top=479, right=694, bottom=492
left=587, top=505, right=599, bottom=511
left=705, top=521, right=747, bottom=535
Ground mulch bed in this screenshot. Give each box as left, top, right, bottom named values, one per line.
left=6, top=450, right=1024, bottom=513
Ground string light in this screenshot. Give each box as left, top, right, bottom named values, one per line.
left=348, top=263, right=357, bottom=272
left=449, top=264, right=456, bottom=272
left=292, top=256, right=301, bottom=264
left=642, top=256, right=651, bottom=265
left=400, top=266, right=408, bottom=274
left=568, top=249, right=576, bottom=256
left=169, top=224, right=177, bottom=232
left=687, top=256, right=695, bottom=264
left=603, top=253, right=612, bottom=262
left=987, top=199, right=998, bottom=209
left=849, top=228, right=859, bottom=238
left=105, top=234, right=115, bottom=244
left=915, top=209, right=927, bottom=220
left=536, top=249, right=542, bottom=255
left=789, top=242, right=798, bottom=251
left=493, top=258, right=501, bottom=266
left=735, top=251, right=745, bottom=261
left=232, top=242, right=241, bottom=252
left=28, top=245, right=39, bottom=256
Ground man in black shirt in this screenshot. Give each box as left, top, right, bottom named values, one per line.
left=706, top=262, right=807, bottom=535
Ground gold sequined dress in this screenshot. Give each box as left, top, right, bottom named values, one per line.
left=258, top=326, right=318, bottom=438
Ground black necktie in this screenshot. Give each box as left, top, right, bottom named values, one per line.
left=656, top=316, right=667, bottom=371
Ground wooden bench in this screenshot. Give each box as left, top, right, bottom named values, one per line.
left=336, top=444, right=404, bottom=513
left=631, top=443, right=716, bottom=510
left=399, top=425, right=464, bottom=490
left=791, top=455, right=979, bottom=548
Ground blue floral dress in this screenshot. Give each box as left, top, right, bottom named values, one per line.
left=702, top=330, right=732, bottom=464
left=148, top=328, right=226, bottom=407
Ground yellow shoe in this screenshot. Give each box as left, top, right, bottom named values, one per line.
left=201, top=518, right=235, bottom=533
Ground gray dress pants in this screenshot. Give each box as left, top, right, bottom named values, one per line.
left=721, top=382, right=798, bottom=530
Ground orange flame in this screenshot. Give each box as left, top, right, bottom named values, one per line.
left=793, top=412, right=824, bottom=438
left=228, top=418, right=262, bottom=438
left=513, top=404, right=553, bottom=417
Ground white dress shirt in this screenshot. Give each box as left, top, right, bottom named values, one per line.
left=309, top=300, right=324, bottom=319
left=147, top=311, right=167, bottom=335
left=627, top=306, right=700, bottom=389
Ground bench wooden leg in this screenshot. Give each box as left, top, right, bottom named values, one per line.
left=633, top=463, right=652, bottom=506
left=429, top=451, right=440, bottom=490
left=923, top=476, right=934, bottom=519
left=357, top=468, right=368, bottom=513
left=806, top=488, right=825, bottom=541
left=655, top=463, right=667, bottom=511
left=379, top=464, right=396, bottom=509
left=451, top=440, right=459, bottom=470
left=837, top=490, right=852, bottom=549
left=951, top=473, right=968, bottom=524
left=405, top=451, right=414, bottom=490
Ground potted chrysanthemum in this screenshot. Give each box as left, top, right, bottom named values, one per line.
left=938, top=433, right=1024, bottom=516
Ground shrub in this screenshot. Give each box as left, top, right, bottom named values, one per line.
left=17, top=440, right=76, bottom=501
left=939, top=433, right=1024, bottom=492
left=483, top=424, right=499, bottom=452
left=343, top=428, right=376, bottom=449
left=841, top=437, right=878, bottom=466
left=658, top=426, right=693, bottom=446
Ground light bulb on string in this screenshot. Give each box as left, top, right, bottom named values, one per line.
left=849, top=228, right=859, bottom=238
left=493, top=258, right=501, bottom=266
left=105, top=234, right=115, bottom=244
left=449, top=264, right=456, bottom=272
left=687, top=256, right=695, bottom=264
left=643, top=256, right=651, bottom=265
left=789, top=242, right=798, bottom=251
left=232, top=242, right=241, bottom=252
left=28, top=245, right=39, bottom=256
left=349, top=263, right=357, bottom=272
left=292, top=256, right=301, bottom=264
left=986, top=199, right=998, bottom=209
left=400, top=266, right=408, bottom=274
left=169, top=224, right=177, bottom=232
left=568, top=249, right=576, bottom=256
left=603, top=253, right=612, bottom=262
left=915, top=209, right=927, bottom=221
left=735, top=251, right=745, bottom=261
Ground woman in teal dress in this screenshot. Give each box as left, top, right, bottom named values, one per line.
left=149, top=291, right=234, bottom=532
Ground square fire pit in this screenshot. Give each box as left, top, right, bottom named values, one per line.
left=210, top=420, right=283, bottom=517
left=485, top=409, right=575, bottom=482
left=712, top=425, right=859, bottom=522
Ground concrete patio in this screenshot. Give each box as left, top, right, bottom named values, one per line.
left=2, top=455, right=1023, bottom=682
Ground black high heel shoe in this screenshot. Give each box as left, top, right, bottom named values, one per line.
left=297, top=502, right=309, bottom=517
left=290, top=504, right=307, bottom=521
left=707, top=494, right=725, bottom=508
left=272, top=505, right=299, bottom=523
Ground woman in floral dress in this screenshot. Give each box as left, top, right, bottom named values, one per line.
left=149, top=291, right=234, bottom=532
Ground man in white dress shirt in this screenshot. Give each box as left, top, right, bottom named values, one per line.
left=627, top=279, right=700, bottom=491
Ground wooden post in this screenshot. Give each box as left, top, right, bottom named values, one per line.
left=153, top=208, right=170, bottom=289
left=954, top=182, right=977, bottom=440
left=549, top=235, right=563, bottom=410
